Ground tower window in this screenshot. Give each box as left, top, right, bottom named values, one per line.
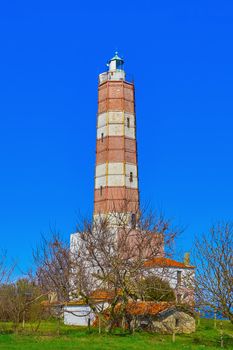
left=100, top=186, right=103, bottom=196
left=177, top=293, right=181, bottom=303
left=131, top=213, right=136, bottom=229
left=101, top=133, right=104, bottom=142
left=177, top=271, right=182, bottom=285
left=127, top=117, right=130, bottom=128
left=129, top=172, right=133, bottom=182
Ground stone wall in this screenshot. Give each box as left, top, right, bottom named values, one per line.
left=131, top=310, right=196, bottom=334
left=152, top=310, right=196, bottom=334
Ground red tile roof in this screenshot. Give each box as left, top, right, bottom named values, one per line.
left=42, top=289, right=118, bottom=307
left=90, top=289, right=119, bottom=300
left=65, top=290, right=119, bottom=306
left=144, top=257, right=195, bottom=269
left=115, top=301, right=173, bottom=316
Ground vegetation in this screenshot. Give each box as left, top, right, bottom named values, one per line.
left=138, top=276, right=176, bottom=301
left=0, top=319, right=232, bottom=349
left=194, top=223, right=233, bottom=324
left=0, top=218, right=232, bottom=344
left=0, top=278, right=47, bottom=332
left=32, top=209, right=180, bottom=332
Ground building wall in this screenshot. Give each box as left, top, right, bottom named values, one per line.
left=64, top=303, right=108, bottom=326
left=134, top=310, right=196, bottom=334
left=64, top=305, right=94, bottom=326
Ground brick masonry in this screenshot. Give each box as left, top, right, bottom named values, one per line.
left=94, top=79, right=139, bottom=215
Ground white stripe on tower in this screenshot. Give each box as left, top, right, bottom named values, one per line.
left=95, top=163, right=138, bottom=188
left=97, top=112, right=136, bottom=139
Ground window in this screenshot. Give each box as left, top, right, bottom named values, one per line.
left=131, top=213, right=136, bottom=228
left=127, top=117, right=130, bottom=128
left=177, top=293, right=182, bottom=303
left=101, top=133, right=104, bottom=142
left=175, top=318, right=179, bottom=327
left=129, top=172, right=133, bottom=182
left=100, top=186, right=103, bottom=196
left=177, top=271, right=182, bottom=285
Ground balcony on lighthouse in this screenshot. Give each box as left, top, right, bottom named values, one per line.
left=99, top=52, right=126, bottom=84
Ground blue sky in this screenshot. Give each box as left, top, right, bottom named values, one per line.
left=0, top=1, right=233, bottom=272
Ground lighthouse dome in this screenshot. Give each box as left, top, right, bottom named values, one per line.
left=108, top=51, right=124, bottom=71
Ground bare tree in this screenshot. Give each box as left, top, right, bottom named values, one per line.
left=71, top=205, right=180, bottom=332
left=0, top=278, right=47, bottom=333
left=0, top=250, right=14, bottom=285
left=0, top=251, right=47, bottom=332
left=33, top=232, right=111, bottom=332
left=194, top=222, right=233, bottom=323
left=33, top=204, right=181, bottom=332
left=33, top=233, right=71, bottom=302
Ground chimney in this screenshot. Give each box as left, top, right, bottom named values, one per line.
left=184, top=252, right=190, bottom=266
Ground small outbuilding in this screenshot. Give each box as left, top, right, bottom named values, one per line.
left=63, top=290, right=115, bottom=326
left=120, top=301, right=196, bottom=334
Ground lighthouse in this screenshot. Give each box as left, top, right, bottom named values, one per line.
left=68, top=55, right=195, bottom=322
left=94, top=53, right=139, bottom=225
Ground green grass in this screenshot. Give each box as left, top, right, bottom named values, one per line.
left=0, top=319, right=232, bottom=349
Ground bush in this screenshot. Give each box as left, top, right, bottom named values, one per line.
left=138, top=276, right=175, bottom=302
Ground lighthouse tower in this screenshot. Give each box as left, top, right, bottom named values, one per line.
left=94, top=53, right=139, bottom=224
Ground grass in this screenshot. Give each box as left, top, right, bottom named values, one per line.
left=0, top=319, right=232, bottom=349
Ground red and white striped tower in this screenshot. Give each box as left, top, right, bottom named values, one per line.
left=94, top=53, right=139, bottom=223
